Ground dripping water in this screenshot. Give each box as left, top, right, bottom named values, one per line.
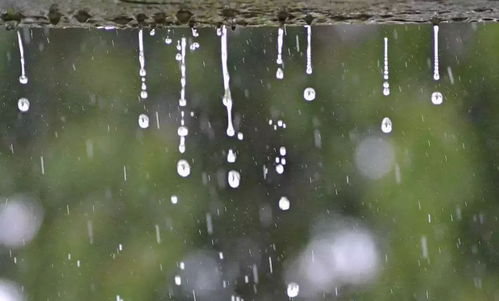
left=17, top=31, right=28, bottom=85
left=431, top=25, right=444, bottom=105
left=138, top=29, right=148, bottom=100
left=220, top=25, right=236, bottom=137
left=383, top=37, right=390, bottom=96
left=276, top=27, right=284, bottom=80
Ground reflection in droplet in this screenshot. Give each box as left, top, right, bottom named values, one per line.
left=303, top=87, right=316, bottom=102
left=380, top=117, right=392, bottom=134
left=228, top=170, right=241, bottom=188
left=431, top=91, right=443, bottom=105
left=138, top=114, right=149, bottom=129
left=177, top=159, right=191, bottom=177
left=279, top=196, right=290, bottom=211
left=17, top=98, right=30, bottom=112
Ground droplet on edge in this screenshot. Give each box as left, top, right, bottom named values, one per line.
left=177, top=159, right=191, bottom=177
left=431, top=91, right=443, bottom=105
left=138, top=114, right=149, bottom=129
left=303, top=87, right=316, bottom=102
left=17, top=98, right=30, bottom=112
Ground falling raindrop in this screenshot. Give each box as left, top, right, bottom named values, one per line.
left=431, top=91, right=443, bottom=105
left=177, top=159, right=191, bottom=177
left=138, top=114, right=149, bottom=129
left=174, top=275, right=182, bottom=286
left=237, top=132, right=244, bottom=140
left=305, top=25, right=312, bottom=75
left=220, top=25, right=236, bottom=137
left=381, top=117, right=392, bottom=134
left=17, top=97, right=30, bottom=112
left=382, top=37, right=390, bottom=96
left=279, top=146, right=287, bottom=156
left=303, top=87, right=316, bottom=102
left=227, top=149, right=236, bottom=163
left=278, top=196, right=290, bottom=211
left=276, top=67, right=284, bottom=79
left=17, top=31, right=28, bottom=85
left=228, top=170, right=241, bottom=188
left=276, top=164, right=284, bottom=174
left=165, top=29, right=172, bottom=44
left=149, top=28, right=155, bottom=36
left=287, top=282, right=300, bottom=298
left=170, top=195, right=178, bottom=205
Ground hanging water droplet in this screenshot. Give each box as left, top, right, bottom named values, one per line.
left=149, top=29, right=156, bottom=36
left=431, top=91, right=443, bottom=105
left=303, top=87, right=316, bottom=102
left=138, top=114, right=149, bottom=129
left=276, top=67, right=284, bottom=79
left=177, top=159, right=191, bottom=177
left=287, top=282, right=300, bottom=298
left=220, top=26, right=236, bottom=138
left=170, top=195, right=178, bottom=204
left=165, top=37, right=173, bottom=45
left=228, top=170, right=241, bottom=188
left=17, top=97, right=30, bottom=112
left=381, top=117, right=392, bottom=134
left=278, top=196, right=290, bottom=211
left=227, top=149, right=236, bottom=163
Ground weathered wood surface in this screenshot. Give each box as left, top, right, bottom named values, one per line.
left=1, top=0, right=499, bottom=28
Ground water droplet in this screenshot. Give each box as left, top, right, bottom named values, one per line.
left=17, top=97, right=30, bottom=112
left=19, top=76, right=28, bottom=85
left=279, top=196, right=290, bottom=211
left=227, top=149, right=236, bottom=163
left=431, top=91, right=443, bottom=105
left=279, top=146, right=287, bottom=156
left=276, top=164, right=284, bottom=174
left=276, top=67, right=284, bottom=79
left=177, top=159, right=191, bottom=177
left=165, top=38, right=172, bottom=45
left=175, top=53, right=182, bottom=61
left=177, top=126, right=188, bottom=137
left=174, top=275, right=182, bottom=286
left=303, top=87, right=316, bottom=102
left=381, top=117, right=392, bottom=134
left=237, top=132, right=244, bottom=140
left=433, top=25, right=440, bottom=81
left=140, top=90, right=148, bottom=99
left=228, top=170, right=240, bottom=188
left=287, top=282, right=300, bottom=298
left=149, top=29, right=155, bottom=36
left=305, top=25, right=312, bottom=75
left=138, top=114, right=149, bottom=129
left=170, top=195, right=178, bottom=204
